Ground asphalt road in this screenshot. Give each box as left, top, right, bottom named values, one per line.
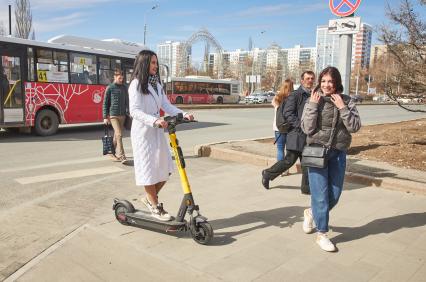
left=0, top=104, right=424, bottom=280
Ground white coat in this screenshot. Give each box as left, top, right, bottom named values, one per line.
left=128, top=79, right=184, bottom=186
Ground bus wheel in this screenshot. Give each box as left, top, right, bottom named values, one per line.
left=175, top=96, right=183, bottom=104
left=35, top=109, right=59, bottom=136
left=217, top=96, right=223, bottom=104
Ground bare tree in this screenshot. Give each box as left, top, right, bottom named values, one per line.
left=378, top=0, right=426, bottom=112
left=0, top=21, right=6, bottom=36
left=14, top=0, right=33, bottom=39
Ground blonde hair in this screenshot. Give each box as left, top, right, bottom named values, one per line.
left=275, top=79, right=294, bottom=104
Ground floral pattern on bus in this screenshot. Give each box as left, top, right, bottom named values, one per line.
left=25, top=82, right=107, bottom=126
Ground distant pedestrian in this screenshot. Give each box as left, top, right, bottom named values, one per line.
left=0, top=66, right=10, bottom=121
left=261, top=71, right=315, bottom=194
left=301, top=66, right=361, bottom=252
left=103, top=69, right=129, bottom=164
left=129, top=50, right=194, bottom=221
left=272, top=79, right=293, bottom=161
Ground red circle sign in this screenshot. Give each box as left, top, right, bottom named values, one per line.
left=329, top=0, right=362, bottom=17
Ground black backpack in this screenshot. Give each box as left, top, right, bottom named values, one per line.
left=275, top=100, right=289, bottom=134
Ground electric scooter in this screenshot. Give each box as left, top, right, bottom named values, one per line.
left=112, top=113, right=213, bottom=245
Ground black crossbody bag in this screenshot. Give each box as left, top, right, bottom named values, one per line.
left=301, top=107, right=339, bottom=168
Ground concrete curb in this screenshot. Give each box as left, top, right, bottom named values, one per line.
left=194, top=141, right=426, bottom=195
left=178, top=102, right=394, bottom=110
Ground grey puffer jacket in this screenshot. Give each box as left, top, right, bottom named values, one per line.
left=301, top=94, right=361, bottom=151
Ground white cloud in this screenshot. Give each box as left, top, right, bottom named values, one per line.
left=33, top=12, right=88, bottom=33
left=165, top=10, right=207, bottom=17
left=31, top=0, right=115, bottom=10
left=235, top=2, right=327, bottom=17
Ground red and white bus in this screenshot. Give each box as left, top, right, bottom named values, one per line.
left=165, top=76, right=241, bottom=104
left=0, top=35, right=141, bottom=136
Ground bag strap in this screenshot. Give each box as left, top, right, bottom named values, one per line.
left=325, top=106, right=339, bottom=147
left=273, top=133, right=281, bottom=145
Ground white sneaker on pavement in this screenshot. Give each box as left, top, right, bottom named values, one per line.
left=316, top=233, right=336, bottom=252
left=151, top=203, right=172, bottom=221
left=303, top=208, right=315, bottom=234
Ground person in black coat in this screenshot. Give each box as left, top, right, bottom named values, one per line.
left=262, top=71, right=315, bottom=194
left=0, top=65, right=10, bottom=122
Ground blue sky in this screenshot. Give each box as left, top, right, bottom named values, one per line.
left=1, top=0, right=425, bottom=62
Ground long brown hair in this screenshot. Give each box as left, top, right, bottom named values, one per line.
left=275, top=79, right=294, bottom=104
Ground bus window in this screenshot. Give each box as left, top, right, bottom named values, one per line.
left=70, top=53, right=97, bottom=84
left=27, top=47, right=35, bottom=81
left=1, top=55, right=23, bottom=107
left=36, top=48, right=69, bottom=83
left=213, top=83, right=230, bottom=95
left=99, top=57, right=122, bottom=85
left=99, top=57, right=113, bottom=85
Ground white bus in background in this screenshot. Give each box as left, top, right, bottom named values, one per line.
left=165, top=76, right=241, bottom=104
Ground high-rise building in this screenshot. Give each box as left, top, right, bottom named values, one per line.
left=315, top=25, right=340, bottom=75
left=315, top=22, right=372, bottom=74
left=370, top=44, right=388, bottom=67
left=157, top=41, right=185, bottom=77
left=284, top=45, right=316, bottom=81
left=352, top=23, right=373, bottom=70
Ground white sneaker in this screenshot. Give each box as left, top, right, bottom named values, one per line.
left=151, top=203, right=172, bottom=222
left=141, top=196, right=154, bottom=212
left=316, top=233, right=336, bottom=252
left=303, top=208, right=315, bottom=234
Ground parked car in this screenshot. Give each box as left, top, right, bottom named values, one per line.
left=253, top=91, right=275, bottom=104
left=245, top=90, right=263, bottom=103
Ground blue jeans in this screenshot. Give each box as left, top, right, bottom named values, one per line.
left=308, top=149, right=346, bottom=233
left=274, top=131, right=287, bottom=161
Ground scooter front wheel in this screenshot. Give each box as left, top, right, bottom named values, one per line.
left=190, top=221, right=213, bottom=245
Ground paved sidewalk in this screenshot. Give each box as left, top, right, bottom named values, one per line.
left=195, top=138, right=426, bottom=195
left=7, top=157, right=426, bottom=282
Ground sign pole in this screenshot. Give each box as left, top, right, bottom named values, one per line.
left=338, top=34, right=353, bottom=96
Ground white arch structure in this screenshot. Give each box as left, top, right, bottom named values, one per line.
left=181, top=28, right=224, bottom=78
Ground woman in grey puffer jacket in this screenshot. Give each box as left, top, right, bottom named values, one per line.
left=301, top=66, right=361, bottom=252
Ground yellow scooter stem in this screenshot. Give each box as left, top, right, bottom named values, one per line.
left=169, top=132, right=191, bottom=194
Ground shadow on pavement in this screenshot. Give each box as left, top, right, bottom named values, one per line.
left=0, top=121, right=228, bottom=143
left=332, top=212, right=426, bottom=245
left=209, top=206, right=305, bottom=246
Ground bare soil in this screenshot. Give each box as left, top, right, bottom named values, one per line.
left=347, top=118, right=426, bottom=171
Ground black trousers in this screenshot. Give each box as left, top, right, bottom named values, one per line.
left=264, top=150, right=310, bottom=194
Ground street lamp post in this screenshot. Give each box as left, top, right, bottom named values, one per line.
left=143, top=4, right=159, bottom=46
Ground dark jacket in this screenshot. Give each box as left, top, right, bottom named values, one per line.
left=301, top=94, right=361, bottom=151
left=103, top=83, right=129, bottom=118
left=284, top=86, right=311, bottom=152
left=0, top=74, right=9, bottom=102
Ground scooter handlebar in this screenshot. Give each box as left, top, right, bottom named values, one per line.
left=163, top=114, right=197, bottom=126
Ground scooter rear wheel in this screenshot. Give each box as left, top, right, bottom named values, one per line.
left=190, top=221, right=213, bottom=245
left=115, top=204, right=130, bottom=225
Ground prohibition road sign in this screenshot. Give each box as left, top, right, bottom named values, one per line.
left=329, top=0, right=362, bottom=17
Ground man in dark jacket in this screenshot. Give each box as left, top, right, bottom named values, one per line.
left=103, top=69, right=129, bottom=164
left=262, top=71, right=315, bottom=194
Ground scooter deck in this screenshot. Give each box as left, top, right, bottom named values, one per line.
left=126, top=209, right=187, bottom=232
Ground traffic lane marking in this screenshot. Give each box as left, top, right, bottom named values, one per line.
left=15, top=166, right=126, bottom=185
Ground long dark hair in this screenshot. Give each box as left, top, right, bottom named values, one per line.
left=131, top=50, right=161, bottom=94
left=316, top=66, right=343, bottom=94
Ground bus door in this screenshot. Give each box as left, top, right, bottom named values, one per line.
left=0, top=43, right=25, bottom=125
